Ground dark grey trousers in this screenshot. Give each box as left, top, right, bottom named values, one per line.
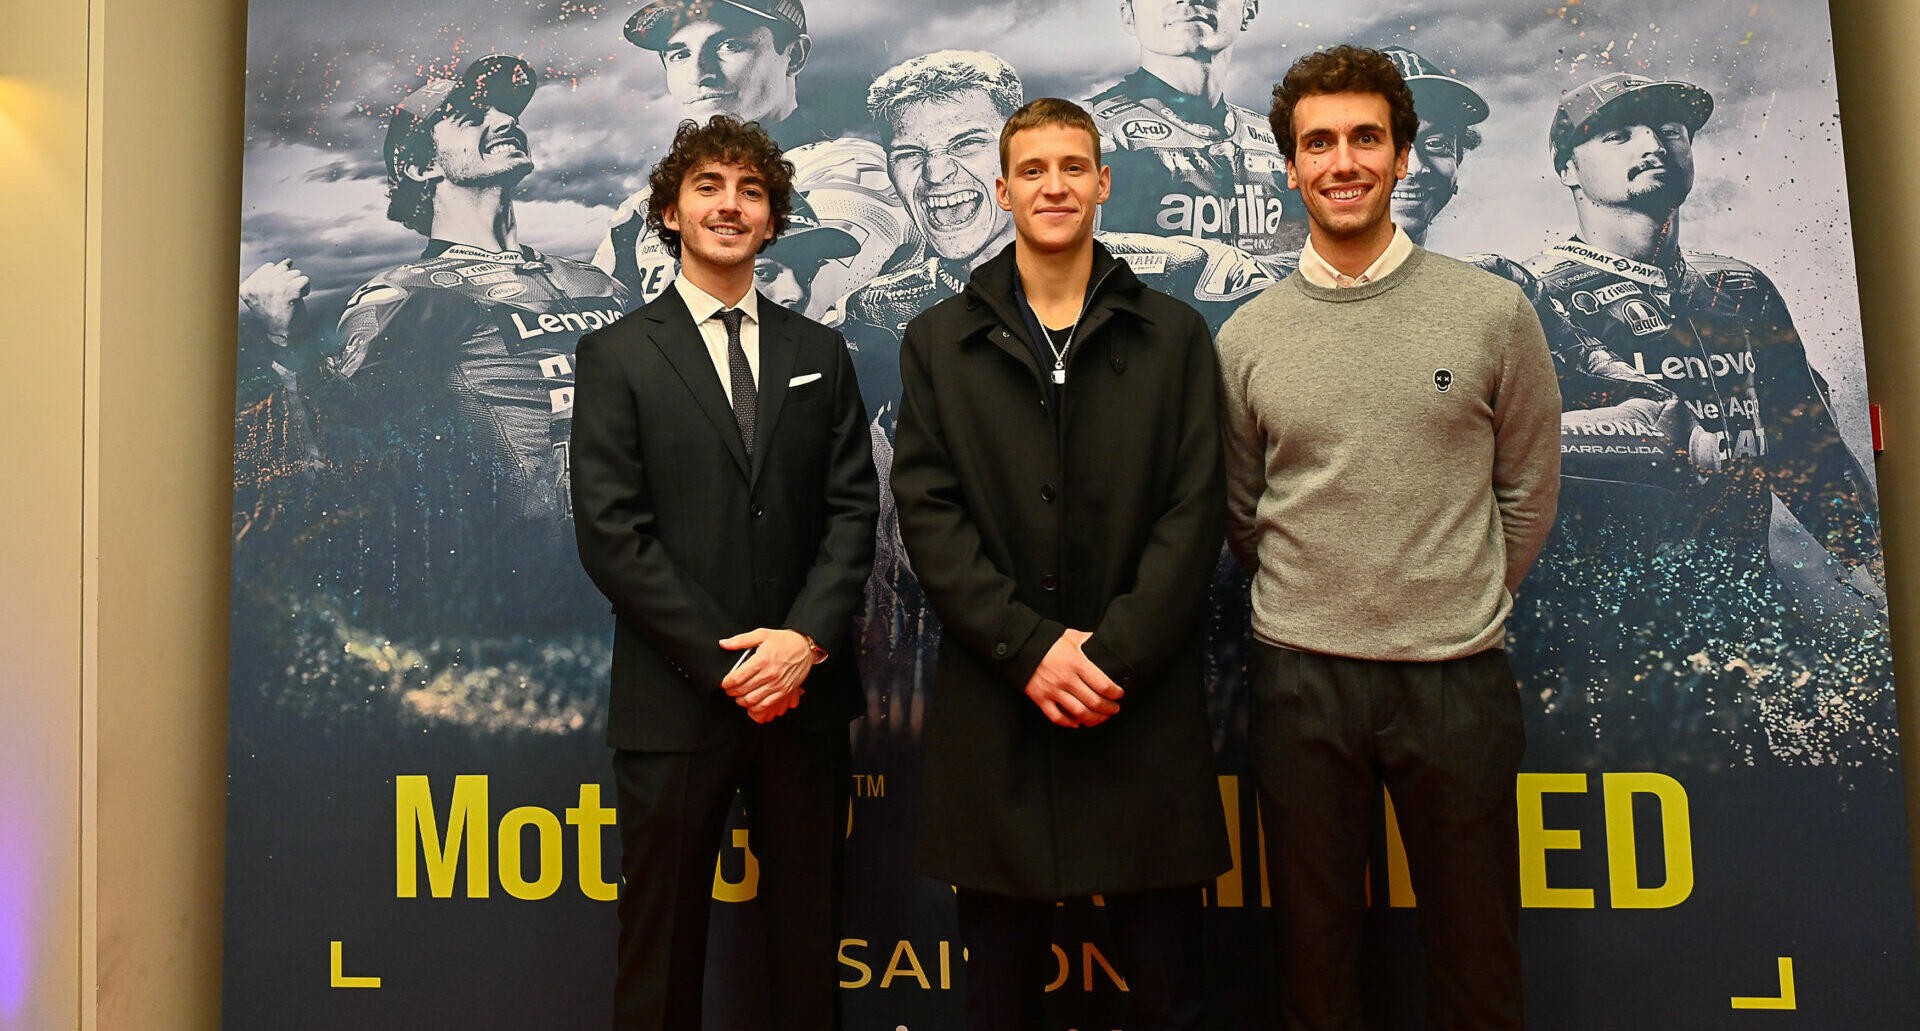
left=1248, top=641, right=1526, bottom=1031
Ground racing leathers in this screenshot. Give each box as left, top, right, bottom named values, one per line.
left=1464, top=251, right=1655, bottom=409
left=1087, top=68, right=1300, bottom=256
left=1524, top=238, right=1878, bottom=576
left=300, top=240, right=629, bottom=632
left=1508, top=237, right=1884, bottom=764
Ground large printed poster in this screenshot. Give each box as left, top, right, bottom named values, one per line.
left=225, top=0, right=1916, bottom=1026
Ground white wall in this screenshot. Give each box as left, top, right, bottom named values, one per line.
left=4, top=0, right=243, bottom=1027
left=0, top=1, right=92, bottom=1027
left=1832, top=2, right=1920, bottom=904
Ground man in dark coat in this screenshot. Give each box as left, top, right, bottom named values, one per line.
left=891, top=97, right=1229, bottom=1031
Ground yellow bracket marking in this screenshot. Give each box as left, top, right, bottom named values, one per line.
left=1730, top=957, right=1795, bottom=1010
left=330, top=940, right=383, bottom=989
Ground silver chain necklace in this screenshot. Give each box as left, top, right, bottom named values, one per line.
left=1028, top=298, right=1088, bottom=385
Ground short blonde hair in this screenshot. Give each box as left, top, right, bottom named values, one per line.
left=867, top=50, right=1023, bottom=140
left=997, top=97, right=1102, bottom=174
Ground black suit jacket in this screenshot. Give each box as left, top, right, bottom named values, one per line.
left=571, top=285, right=878, bottom=750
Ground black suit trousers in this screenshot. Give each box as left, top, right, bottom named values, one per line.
left=610, top=719, right=850, bottom=1031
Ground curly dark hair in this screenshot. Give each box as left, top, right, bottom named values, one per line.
left=646, top=115, right=795, bottom=259
left=1268, top=45, right=1419, bottom=166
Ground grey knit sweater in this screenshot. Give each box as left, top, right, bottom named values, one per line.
left=1218, top=246, right=1561, bottom=660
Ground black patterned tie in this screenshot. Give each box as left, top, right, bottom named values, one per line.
left=719, top=307, right=756, bottom=458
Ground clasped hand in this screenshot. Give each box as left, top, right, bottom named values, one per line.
left=1024, top=628, right=1123, bottom=729
left=720, top=628, right=818, bottom=723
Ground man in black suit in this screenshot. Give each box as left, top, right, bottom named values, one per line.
left=570, top=114, right=878, bottom=1031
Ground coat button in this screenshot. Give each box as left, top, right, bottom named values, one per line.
left=993, top=642, right=1009, bottom=658
left=1040, top=484, right=1056, bottom=502
left=1041, top=574, right=1058, bottom=591
left=1111, top=356, right=1126, bottom=373
left=750, top=504, right=765, bottom=518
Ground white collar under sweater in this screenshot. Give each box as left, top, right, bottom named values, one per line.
left=1298, top=224, right=1414, bottom=288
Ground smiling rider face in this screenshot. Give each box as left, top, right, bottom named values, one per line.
left=665, top=160, right=774, bottom=294
left=996, top=122, right=1110, bottom=257
left=1285, top=90, right=1408, bottom=257
left=1390, top=118, right=1463, bottom=242
left=427, top=101, right=535, bottom=188
left=887, top=89, right=1014, bottom=264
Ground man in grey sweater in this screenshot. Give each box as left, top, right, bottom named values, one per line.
left=1217, top=45, right=1560, bottom=1030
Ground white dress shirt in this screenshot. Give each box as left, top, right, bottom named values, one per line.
left=1298, top=223, right=1414, bottom=288
left=673, top=276, right=761, bottom=404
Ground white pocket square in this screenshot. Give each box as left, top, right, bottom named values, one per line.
left=788, top=372, right=822, bottom=387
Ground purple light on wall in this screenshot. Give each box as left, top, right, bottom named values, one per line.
left=0, top=802, right=34, bottom=1016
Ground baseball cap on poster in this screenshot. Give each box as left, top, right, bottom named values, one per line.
left=1550, top=71, right=1713, bottom=168
left=1379, top=46, right=1489, bottom=128
left=383, top=55, right=539, bottom=182
left=624, top=0, right=808, bottom=52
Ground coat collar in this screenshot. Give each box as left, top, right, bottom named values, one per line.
left=958, top=240, right=1155, bottom=376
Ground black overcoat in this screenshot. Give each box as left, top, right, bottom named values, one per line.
left=891, top=242, right=1231, bottom=898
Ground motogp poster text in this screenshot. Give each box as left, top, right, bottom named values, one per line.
left=224, top=0, right=1917, bottom=1027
